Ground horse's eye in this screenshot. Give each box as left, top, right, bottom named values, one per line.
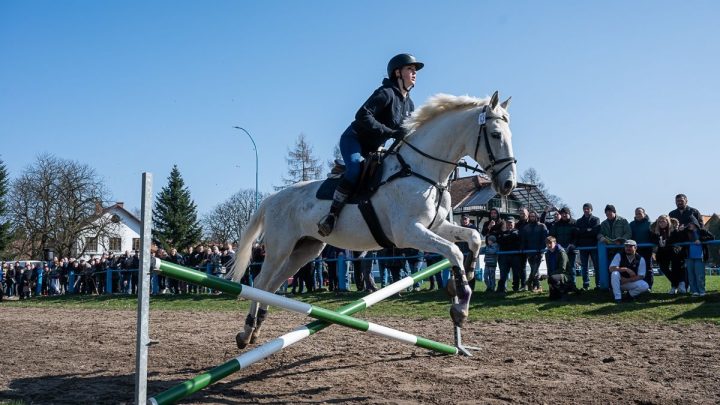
left=491, top=131, right=502, bottom=139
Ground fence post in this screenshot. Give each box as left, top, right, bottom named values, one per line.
left=68, top=270, right=75, bottom=294
left=36, top=267, right=43, bottom=296
left=597, top=242, right=609, bottom=289
left=106, top=269, right=113, bottom=294
left=338, top=253, right=347, bottom=291
left=134, top=172, right=153, bottom=405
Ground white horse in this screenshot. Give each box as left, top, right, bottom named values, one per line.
left=231, top=91, right=516, bottom=349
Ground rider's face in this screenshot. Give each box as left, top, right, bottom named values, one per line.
left=398, top=65, right=417, bottom=86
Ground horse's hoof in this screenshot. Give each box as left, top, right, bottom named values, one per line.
left=235, top=332, right=251, bottom=349
left=450, top=306, right=468, bottom=328
left=249, top=330, right=260, bottom=344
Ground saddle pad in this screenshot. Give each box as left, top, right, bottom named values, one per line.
left=315, top=178, right=364, bottom=205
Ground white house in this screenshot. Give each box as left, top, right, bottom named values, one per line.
left=76, top=202, right=141, bottom=260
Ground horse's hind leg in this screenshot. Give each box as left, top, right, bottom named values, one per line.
left=236, top=248, right=292, bottom=349
left=247, top=238, right=326, bottom=345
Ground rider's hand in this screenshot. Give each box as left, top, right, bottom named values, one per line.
left=392, top=127, right=408, bottom=140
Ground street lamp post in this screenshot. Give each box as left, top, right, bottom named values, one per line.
left=232, top=126, right=259, bottom=211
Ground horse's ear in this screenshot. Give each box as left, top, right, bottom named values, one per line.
left=500, top=96, right=512, bottom=110
left=489, top=91, right=499, bottom=109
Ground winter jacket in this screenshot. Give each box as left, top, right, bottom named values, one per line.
left=575, top=214, right=601, bottom=247
left=520, top=222, right=549, bottom=252
left=677, top=217, right=714, bottom=260
left=600, top=216, right=632, bottom=244
left=550, top=219, right=578, bottom=249
left=481, top=244, right=499, bottom=267
left=669, top=206, right=704, bottom=228
left=545, top=245, right=572, bottom=281
left=630, top=216, right=652, bottom=245
left=497, top=229, right=521, bottom=252
left=347, top=78, right=414, bottom=154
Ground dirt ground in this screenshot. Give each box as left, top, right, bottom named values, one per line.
left=1, top=307, right=718, bottom=405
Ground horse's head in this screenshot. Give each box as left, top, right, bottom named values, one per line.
left=472, top=91, right=516, bottom=196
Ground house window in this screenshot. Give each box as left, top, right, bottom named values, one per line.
left=85, top=237, right=98, bottom=252
left=109, top=238, right=122, bottom=252
left=132, top=238, right=140, bottom=251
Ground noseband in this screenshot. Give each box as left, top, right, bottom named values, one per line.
left=472, top=106, right=517, bottom=177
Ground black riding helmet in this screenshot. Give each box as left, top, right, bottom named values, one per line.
left=386, top=53, right=424, bottom=79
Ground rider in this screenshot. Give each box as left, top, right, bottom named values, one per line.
left=317, top=53, right=424, bottom=236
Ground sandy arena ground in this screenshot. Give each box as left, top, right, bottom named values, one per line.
left=1, top=307, right=719, bottom=404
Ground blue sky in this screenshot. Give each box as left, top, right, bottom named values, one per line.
left=1, top=0, right=718, bottom=221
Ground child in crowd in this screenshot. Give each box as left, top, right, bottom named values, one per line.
left=681, top=217, right=714, bottom=297
left=481, top=235, right=499, bottom=292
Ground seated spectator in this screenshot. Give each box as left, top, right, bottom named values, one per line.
left=544, top=236, right=575, bottom=300
left=609, top=240, right=650, bottom=303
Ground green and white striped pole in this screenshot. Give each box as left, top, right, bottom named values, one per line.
left=149, top=258, right=452, bottom=405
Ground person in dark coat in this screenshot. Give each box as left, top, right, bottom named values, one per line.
left=575, top=203, right=601, bottom=290
left=677, top=216, right=714, bottom=296
left=550, top=207, right=578, bottom=286
left=650, top=215, right=685, bottom=294
left=520, top=211, right=549, bottom=292
left=496, top=218, right=523, bottom=293
left=318, top=53, right=424, bottom=236
left=669, top=193, right=704, bottom=229
left=630, top=207, right=654, bottom=289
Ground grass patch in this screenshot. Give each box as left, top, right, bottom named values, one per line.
left=3, top=276, right=719, bottom=325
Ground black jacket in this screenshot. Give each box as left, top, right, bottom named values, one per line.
left=347, top=78, right=414, bottom=154
left=575, top=214, right=601, bottom=247
left=497, top=229, right=521, bottom=251
left=669, top=206, right=704, bottom=228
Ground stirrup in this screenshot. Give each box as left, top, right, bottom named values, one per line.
left=317, top=214, right=336, bottom=237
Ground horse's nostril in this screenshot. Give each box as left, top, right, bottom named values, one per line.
left=504, top=180, right=514, bottom=190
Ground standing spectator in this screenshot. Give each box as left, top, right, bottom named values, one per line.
left=630, top=207, right=654, bottom=290
left=379, top=247, right=406, bottom=294
left=669, top=193, right=704, bottom=230
left=609, top=240, right=650, bottom=303
left=249, top=243, right=265, bottom=286
left=360, top=251, right=378, bottom=293
left=497, top=218, right=523, bottom=293
left=575, top=203, right=601, bottom=290
left=403, top=248, right=422, bottom=291
left=166, top=248, right=185, bottom=294
left=456, top=214, right=479, bottom=291
left=678, top=217, right=714, bottom=297
left=423, top=251, right=444, bottom=290
left=540, top=206, right=560, bottom=234
left=481, top=208, right=502, bottom=239
left=322, top=244, right=342, bottom=292
left=481, top=235, right=499, bottom=292
left=0, top=263, right=5, bottom=301
left=6, top=263, right=17, bottom=297
left=544, top=236, right=575, bottom=300
left=351, top=251, right=365, bottom=291
left=550, top=207, right=578, bottom=287
left=520, top=211, right=548, bottom=292
left=290, top=261, right=314, bottom=294
left=19, top=265, right=31, bottom=299
left=599, top=204, right=632, bottom=274
left=515, top=208, right=530, bottom=286
left=650, top=215, right=685, bottom=294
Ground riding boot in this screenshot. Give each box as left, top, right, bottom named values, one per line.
left=318, top=178, right=354, bottom=236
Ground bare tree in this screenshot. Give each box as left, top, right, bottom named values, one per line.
left=8, top=154, right=115, bottom=259
left=202, top=189, right=268, bottom=244
left=276, top=133, right=323, bottom=190
left=326, top=144, right=342, bottom=172
left=520, top=167, right=564, bottom=209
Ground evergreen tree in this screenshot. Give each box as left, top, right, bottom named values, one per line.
left=0, top=159, right=11, bottom=255
left=152, top=165, right=202, bottom=251
left=276, top=133, right=323, bottom=190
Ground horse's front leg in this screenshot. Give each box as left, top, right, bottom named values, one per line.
left=432, top=219, right=481, bottom=285
left=398, top=223, right=472, bottom=327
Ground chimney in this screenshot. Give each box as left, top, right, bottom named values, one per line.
left=116, top=202, right=124, bottom=209
left=94, top=201, right=103, bottom=215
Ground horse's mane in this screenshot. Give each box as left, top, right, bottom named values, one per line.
left=404, top=93, right=490, bottom=131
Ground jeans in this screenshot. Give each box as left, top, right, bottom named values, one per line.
left=339, top=129, right=364, bottom=184
left=685, top=258, right=705, bottom=294
left=483, top=265, right=497, bottom=291
left=527, top=254, right=543, bottom=290
left=579, top=249, right=599, bottom=288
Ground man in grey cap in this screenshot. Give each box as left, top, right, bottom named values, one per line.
left=608, top=239, right=649, bottom=303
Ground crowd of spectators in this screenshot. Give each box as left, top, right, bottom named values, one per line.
left=1, top=194, right=716, bottom=304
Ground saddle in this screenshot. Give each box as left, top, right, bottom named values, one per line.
left=316, top=150, right=398, bottom=248
left=315, top=151, right=386, bottom=204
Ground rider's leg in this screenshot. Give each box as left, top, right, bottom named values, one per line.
left=318, top=133, right=362, bottom=236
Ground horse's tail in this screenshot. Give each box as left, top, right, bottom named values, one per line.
left=230, top=199, right=266, bottom=283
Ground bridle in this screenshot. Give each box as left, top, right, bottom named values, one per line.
left=393, top=105, right=517, bottom=178
left=380, top=105, right=516, bottom=228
